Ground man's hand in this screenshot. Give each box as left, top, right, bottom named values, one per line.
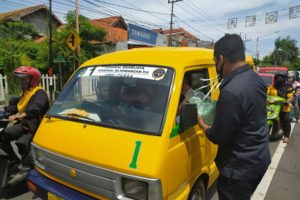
left=8, top=114, right=18, bottom=122
left=8, top=113, right=27, bottom=122
left=197, top=115, right=210, bottom=132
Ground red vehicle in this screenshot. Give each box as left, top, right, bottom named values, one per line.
left=259, top=73, right=274, bottom=86
left=258, top=66, right=288, bottom=74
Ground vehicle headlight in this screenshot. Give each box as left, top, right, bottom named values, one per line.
left=267, top=107, right=276, bottom=112
left=33, top=148, right=46, bottom=169
left=122, top=178, right=148, bottom=200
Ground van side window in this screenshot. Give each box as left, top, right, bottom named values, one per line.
left=179, top=68, right=209, bottom=107
left=189, top=69, right=210, bottom=94
left=176, top=68, right=210, bottom=125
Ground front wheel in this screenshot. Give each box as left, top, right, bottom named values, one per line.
left=268, top=123, right=273, bottom=136
left=188, top=179, right=206, bottom=200
left=269, top=120, right=281, bottom=141
left=0, top=155, right=9, bottom=196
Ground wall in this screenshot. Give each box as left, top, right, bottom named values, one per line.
left=21, top=9, right=60, bottom=34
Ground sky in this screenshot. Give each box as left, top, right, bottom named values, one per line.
left=1, top=0, right=300, bottom=58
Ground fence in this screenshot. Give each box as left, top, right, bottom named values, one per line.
left=40, top=74, right=57, bottom=100
left=0, top=74, right=57, bottom=102
left=0, top=74, right=8, bottom=101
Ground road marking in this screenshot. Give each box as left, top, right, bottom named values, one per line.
left=251, top=123, right=296, bottom=200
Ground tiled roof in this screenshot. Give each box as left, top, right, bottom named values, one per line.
left=158, top=28, right=199, bottom=41
left=90, top=16, right=128, bottom=43
left=0, top=4, right=62, bottom=25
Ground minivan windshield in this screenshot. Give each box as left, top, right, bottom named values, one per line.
left=260, top=76, right=273, bottom=86
left=47, top=65, right=174, bottom=135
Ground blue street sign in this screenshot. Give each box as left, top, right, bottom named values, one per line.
left=128, top=23, right=158, bottom=46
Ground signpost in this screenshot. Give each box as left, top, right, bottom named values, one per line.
left=54, top=56, right=66, bottom=90
left=65, top=32, right=80, bottom=71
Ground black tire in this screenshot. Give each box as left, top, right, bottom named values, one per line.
left=0, top=156, right=9, bottom=195
left=188, top=179, right=206, bottom=200
left=270, top=120, right=281, bottom=141
left=268, top=124, right=273, bottom=136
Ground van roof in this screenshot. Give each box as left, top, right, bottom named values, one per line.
left=245, top=55, right=254, bottom=65
left=80, top=47, right=215, bottom=72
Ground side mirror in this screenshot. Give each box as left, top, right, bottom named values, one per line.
left=180, top=104, right=198, bottom=132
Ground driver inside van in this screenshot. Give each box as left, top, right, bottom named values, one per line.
left=119, top=80, right=152, bottom=109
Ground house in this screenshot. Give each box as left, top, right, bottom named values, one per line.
left=0, top=4, right=62, bottom=35
left=90, top=16, right=128, bottom=53
left=153, top=27, right=200, bottom=47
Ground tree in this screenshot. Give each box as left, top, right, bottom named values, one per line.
left=0, top=12, right=106, bottom=94
left=64, top=11, right=106, bottom=61
left=0, top=21, right=38, bottom=40
left=50, top=11, right=106, bottom=86
left=0, top=21, right=43, bottom=95
left=271, top=36, right=298, bottom=66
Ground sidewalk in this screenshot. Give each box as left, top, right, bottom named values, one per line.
left=264, top=123, right=300, bottom=200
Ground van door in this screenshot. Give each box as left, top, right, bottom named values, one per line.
left=167, top=66, right=219, bottom=199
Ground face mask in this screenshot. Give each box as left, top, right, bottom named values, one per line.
left=21, top=81, right=30, bottom=90
left=216, top=57, right=224, bottom=79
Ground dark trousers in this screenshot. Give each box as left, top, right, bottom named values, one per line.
left=1, top=123, right=29, bottom=161
left=217, top=174, right=264, bottom=200
left=280, top=112, right=291, bottom=138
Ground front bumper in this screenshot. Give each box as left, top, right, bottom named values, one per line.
left=27, top=169, right=96, bottom=200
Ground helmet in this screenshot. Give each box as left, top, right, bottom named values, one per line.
left=13, top=66, right=41, bottom=87
left=274, top=72, right=286, bottom=83
left=287, top=71, right=296, bottom=79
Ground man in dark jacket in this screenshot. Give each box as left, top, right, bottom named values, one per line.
left=198, top=34, right=271, bottom=200
left=1, top=66, right=49, bottom=168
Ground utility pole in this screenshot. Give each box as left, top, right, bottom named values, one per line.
left=243, top=33, right=251, bottom=51
left=168, top=0, right=182, bottom=46
left=48, top=0, right=53, bottom=74
left=256, top=37, right=259, bottom=60
left=48, top=0, right=54, bottom=101
left=75, top=0, right=80, bottom=52
left=255, top=31, right=279, bottom=61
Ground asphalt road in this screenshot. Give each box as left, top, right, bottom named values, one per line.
left=1, top=123, right=300, bottom=200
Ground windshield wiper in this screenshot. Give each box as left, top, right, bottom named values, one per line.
left=62, top=113, right=95, bottom=122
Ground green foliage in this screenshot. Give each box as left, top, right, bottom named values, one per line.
left=0, top=12, right=106, bottom=93
left=272, top=36, right=298, bottom=65
left=64, top=11, right=106, bottom=60
left=261, top=36, right=299, bottom=70
left=0, top=21, right=38, bottom=40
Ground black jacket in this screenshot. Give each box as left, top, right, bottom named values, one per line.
left=206, top=65, right=271, bottom=180
left=5, top=89, right=49, bottom=133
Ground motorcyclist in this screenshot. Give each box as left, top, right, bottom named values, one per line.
left=1, top=66, right=49, bottom=169
left=268, top=72, right=293, bottom=143
left=287, top=71, right=300, bottom=122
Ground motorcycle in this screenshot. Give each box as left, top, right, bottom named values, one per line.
left=267, top=95, right=285, bottom=141
left=0, top=111, right=32, bottom=196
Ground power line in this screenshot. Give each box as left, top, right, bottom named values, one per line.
left=78, top=0, right=166, bottom=29
left=183, top=0, right=227, bottom=33
left=188, top=0, right=219, bottom=22
left=93, top=0, right=170, bottom=16
left=116, top=0, right=170, bottom=24
left=174, top=15, right=214, bottom=41
left=175, top=4, right=223, bottom=37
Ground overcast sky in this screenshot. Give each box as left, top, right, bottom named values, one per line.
left=1, top=0, right=300, bottom=58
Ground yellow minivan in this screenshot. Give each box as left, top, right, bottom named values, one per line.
left=27, top=47, right=219, bottom=200
left=246, top=55, right=256, bottom=72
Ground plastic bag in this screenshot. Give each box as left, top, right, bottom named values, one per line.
left=189, top=90, right=217, bottom=126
